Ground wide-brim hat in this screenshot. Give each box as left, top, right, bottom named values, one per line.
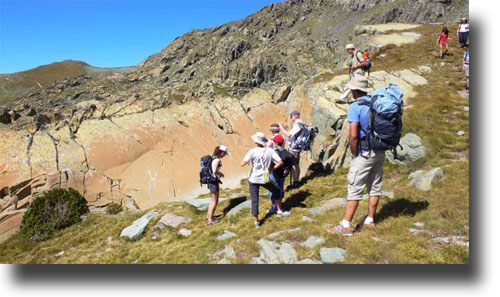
left=346, top=76, right=372, bottom=93
left=251, top=132, right=268, bottom=146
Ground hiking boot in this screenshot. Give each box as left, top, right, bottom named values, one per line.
left=254, top=221, right=261, bottom=228
left=277, top=210, right=291, bottom=217
left=293, top=181, right=300, bottom=188
left=335, top=99, right=347, bottom=104
left=326, top=224, right=353, bottom=236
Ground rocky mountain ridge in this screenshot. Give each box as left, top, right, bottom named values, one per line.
left=0, top=0, right=468, bottom=241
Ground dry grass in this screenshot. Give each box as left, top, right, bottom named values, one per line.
left=0, top=24, right=469, bottom=264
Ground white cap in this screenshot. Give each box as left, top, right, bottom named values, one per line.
left=219, top=145, right=230, bottom=155
left=346, top=44, right=355, bottom=50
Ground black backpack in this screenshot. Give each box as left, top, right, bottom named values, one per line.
left=199, top=155, right=220, bottom=186
left=289, top=122, right=319, bottom=152
left=274, top=147, right=294, bottom=178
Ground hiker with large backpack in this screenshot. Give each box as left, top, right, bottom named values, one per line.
left=279, top=110, right=318, bottom=189
left=200, top=145, right=229, bottom=225
left=241, top=132, right=284, bottom=228
left=267, top=134, right=292, bottom=217
left=327, top=77, right=404, bottom=236
left=336, top=44, right=372, bottom=104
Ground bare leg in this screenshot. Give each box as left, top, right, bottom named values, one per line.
left=274, top=199, right=282, bottom=211
left=343, top=200, right=359, bottom=222
left=206, top=191, right=219, bottom=221
left=368, top=196, right=380, bottom=219
left=440, top=43, right=443, bottom=57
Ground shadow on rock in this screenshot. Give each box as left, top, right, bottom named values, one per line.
left=375, top=198, right=430, bottom=223
left=222, top=196, right=247, bottom=216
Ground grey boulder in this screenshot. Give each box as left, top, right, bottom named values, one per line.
left=185, top=197, right=229, bottom=211
left=408, top=168, right=443, bottom=191
left=310, top=198, right=346, bottom=216
left=320, top=247, right=346, bottom=263
left=386, top=133, right=425, bottom=165
left=120, top=211, right=158, bottom=240
left=156, top=213, right=192, bottom=229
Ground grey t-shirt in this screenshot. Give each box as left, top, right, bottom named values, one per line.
left=351, top=51, right=366, bottom=76
left=243, top=147, right=281, bottom=184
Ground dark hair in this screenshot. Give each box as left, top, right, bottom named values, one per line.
left=274, top=140, right=284, bottom=147
left=212, top=146, right=225, bottom=157
left=442, top=27, right=449, bottom=35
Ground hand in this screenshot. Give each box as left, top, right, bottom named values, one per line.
left=219, top=173, right=225, bottom=178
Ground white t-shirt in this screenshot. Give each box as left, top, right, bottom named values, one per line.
left=211, top=157, right=221, bottom=175
left=243, top=147, right=281, bottom=184
left=288, top=119, right=304, bottom=152
left=459, top=23, right=469, bottom=33
left=289, top=119, right=303, bottom=137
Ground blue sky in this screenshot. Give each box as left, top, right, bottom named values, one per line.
left=0, top=0, right=278, bottom=74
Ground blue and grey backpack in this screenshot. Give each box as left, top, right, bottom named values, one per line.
left=288, top=123, right=319, bottom=152
left=358, top=83, right=404, bottom=156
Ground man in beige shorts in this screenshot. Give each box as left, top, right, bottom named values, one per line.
left=327, top=76, right=385, bottom=236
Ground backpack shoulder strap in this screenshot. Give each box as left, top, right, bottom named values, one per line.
left=355, top=51, right=363, bottom=63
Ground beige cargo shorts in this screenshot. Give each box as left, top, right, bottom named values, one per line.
left=347, top=150, right=386, bottom=201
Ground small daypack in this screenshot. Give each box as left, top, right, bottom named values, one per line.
left=199, top=155, right=220, bottom=186
left=289, top=122, right=319, bottom=152
left=358, top=83, right=404, bottom=156
left=274, top=147, right=294, bottom=178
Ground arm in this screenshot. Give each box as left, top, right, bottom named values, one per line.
left=457, top=25, right=460, bottom=37
left=279, top=123, right=292, bottom=137
left=271, top=160, right=283, bottom=171
left=240, top=160, right=248, bottom=167
left=349, top=122, right=359, bottom=157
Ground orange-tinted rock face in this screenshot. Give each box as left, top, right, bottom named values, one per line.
left=0, top=69, right=428, bottom=241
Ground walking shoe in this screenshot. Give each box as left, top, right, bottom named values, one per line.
left=326, top=224, right=353, bottom=236
left=335, top=99, right=347, bottom=104
left=363, top=222, right=376, bottom=228
left=267, top=207, right=278, bottom=215
left=277, top=210, right=291, bottom=217
left=293, top=181, right=300, bottom=188
left=254, top=221, right=261, bottom=228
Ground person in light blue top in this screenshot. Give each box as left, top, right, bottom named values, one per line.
left=327, top=76, right=386, bottom=236
left=347, top=95, right=371, bottom=154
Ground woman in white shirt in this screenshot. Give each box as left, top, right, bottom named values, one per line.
left=456, top=17, right=469, bottom=48
left=241, top=132, right=283, bottom=228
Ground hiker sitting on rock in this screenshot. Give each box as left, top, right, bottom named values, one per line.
left=279, top=110, right=303, bottom=189
left=241, top=132, right=283, bottom=228
left=205, top=145, right=229, bottom=225
left=336, top=44, right=368, bottom=104
left=327, top=77, right=386, bottom=236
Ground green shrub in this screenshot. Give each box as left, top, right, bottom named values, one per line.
left=20, top=188, right=89, bottom=242
left=106, top=203, right=122, bottom=215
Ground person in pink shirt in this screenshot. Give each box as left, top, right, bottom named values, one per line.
left=436, top=27, right=451, bottom=59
